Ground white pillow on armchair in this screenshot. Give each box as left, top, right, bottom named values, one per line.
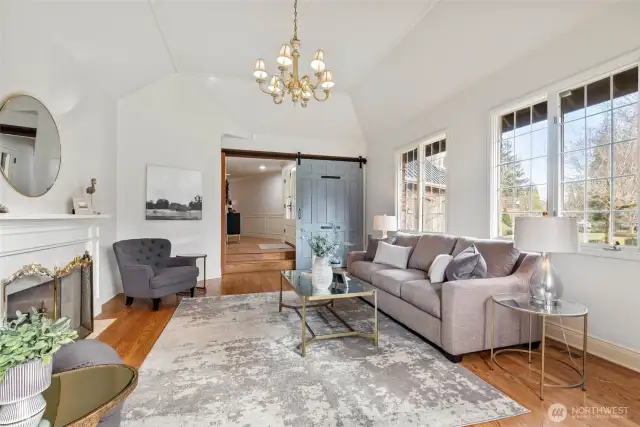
left=373, top=241, right=412, bottom=269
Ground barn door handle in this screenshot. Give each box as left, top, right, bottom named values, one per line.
left=298, top=209, right=301, bottom=219
left=321, top=175, right=341, bottom=179
left=321, top=225, right=340, bottom=230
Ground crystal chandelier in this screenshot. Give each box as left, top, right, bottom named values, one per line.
left=253, top=0, right=334, bottom=107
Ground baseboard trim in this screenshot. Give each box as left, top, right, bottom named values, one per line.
left=546, top=322, right=640, bottom=373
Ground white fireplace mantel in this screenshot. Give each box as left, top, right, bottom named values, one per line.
left=0, top=214, right=111, bottom=316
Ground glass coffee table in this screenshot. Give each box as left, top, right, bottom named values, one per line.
left=280, top=270, right=379, bottom=357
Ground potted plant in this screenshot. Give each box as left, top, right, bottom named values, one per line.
left=0, top=309, right=78, bottom=426
left=301, top=224, right=348, bottom=289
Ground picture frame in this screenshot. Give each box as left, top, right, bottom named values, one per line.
left=73, top=197, right=93, bottom=215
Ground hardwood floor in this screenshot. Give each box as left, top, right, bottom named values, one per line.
left=224, top=235, right=295, bottom=273
left=97, top=273, right=640, bottom=426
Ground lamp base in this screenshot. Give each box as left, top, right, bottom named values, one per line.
left=529, top=252, right=563, bottom=308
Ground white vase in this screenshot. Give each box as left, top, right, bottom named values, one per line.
left=312, top=256, right=333, bottom=289
left=0, top=358, right=51, bottom=427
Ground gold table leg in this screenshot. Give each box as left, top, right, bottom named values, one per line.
left=490, top=299, right=495, bottom=370
left=528, top=313, right=532, bottom=364
left=279, top=275, right=283, bottom=312
left=583, top=313, right=588, bottom=391
left=374, top=290, right=379, bottom=346
left=301, top=297, right=307, bottom=357
left=540, top=317, right=546, bottom=400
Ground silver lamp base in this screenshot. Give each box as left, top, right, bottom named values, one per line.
left=529, top=252, right=563, bottom=308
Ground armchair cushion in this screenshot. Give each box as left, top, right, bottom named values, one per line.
left=163, top=256, right=194, bottom=269
left=150, top=266, right=199, bottom=289
left=370, top=268, right=427, bottom=297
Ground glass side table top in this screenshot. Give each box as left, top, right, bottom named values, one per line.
left=493, top=293, right=588, bottom=317
left=281, top=270, right=375, bottom=299
left=42, top=364, right=138, bottom=427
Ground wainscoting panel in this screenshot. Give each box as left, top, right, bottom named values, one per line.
left=240, top=213, right=284, bottom=239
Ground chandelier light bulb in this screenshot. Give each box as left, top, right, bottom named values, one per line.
left=253, top=59, right=267, bottom=79
left=268, top=76, right=281, bottom=94
left=277, top=44, right=293, bottom=67
left=310, top=50, right=325, bottom=72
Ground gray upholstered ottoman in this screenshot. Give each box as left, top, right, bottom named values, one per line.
left=52, top=340, right=124, bottom=427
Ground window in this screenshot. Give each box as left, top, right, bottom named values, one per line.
left=560, top=66, right=639, bottom=246
left=494, top=101, right=548, bottom=237
left=397, top=135, right=447, bottom=233
left=491, top=62, right=640, bottom=250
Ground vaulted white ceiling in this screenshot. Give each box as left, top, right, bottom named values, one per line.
left=0, top=0, right=614, bottom=144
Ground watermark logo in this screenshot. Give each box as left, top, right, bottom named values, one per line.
left=548, top=403, right=567, bottom=422
left=548, top=403, right=629, bottom=422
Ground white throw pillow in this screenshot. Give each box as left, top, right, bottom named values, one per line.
left=373, top=241, right=412, bottom=269
left=428, top=254, right=454, bottom=283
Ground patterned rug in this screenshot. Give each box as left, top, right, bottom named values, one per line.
left=122, top=292, right=527, bottom=426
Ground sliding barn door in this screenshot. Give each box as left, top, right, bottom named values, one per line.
left=296, top=160, right=363, bottom=269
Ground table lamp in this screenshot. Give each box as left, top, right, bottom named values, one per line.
left=373, top=214, right=397, bottom=238
left=514, top=216, right=578, bottom=308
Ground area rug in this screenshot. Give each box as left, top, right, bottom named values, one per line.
left=122, top=292, right=527, bottom=426
left=258, top=243, right=292, bottom=250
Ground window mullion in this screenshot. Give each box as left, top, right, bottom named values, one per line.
left=418, top=145, right=424, bottom=232
left=609, top=75, right=615, bottom=245
left=548, top=96, right=559, bottom=217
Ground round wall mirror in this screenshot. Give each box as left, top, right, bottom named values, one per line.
left=0, top=95, right=61, bottom=197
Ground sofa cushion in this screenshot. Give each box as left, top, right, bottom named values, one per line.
left=445, top=244, right=487, bottom=281
left=393, top=232, right=421, bottom=251
left=408, top=233, right=458, bottom=271
left=370, top=268, right=427, bottom=297
left=452, top=237, right=520, bottom=278
left=364, top=234, right=395, bottom=261
left=150, top=266, right=198, bottom=289
left=350, top=261, right=394, bottom=283
left=373, top=241, right=412, bottom=269
left=400, top=280, right=442, bottom=319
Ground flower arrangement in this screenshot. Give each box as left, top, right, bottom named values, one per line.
left=0, top=309, right=78, bottom=381
left=301, top=223, right=348, bottom=259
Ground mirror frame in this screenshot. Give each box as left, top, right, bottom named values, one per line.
left=0, top=94, right=61, bottom=198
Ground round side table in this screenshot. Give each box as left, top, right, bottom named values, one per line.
left=490, top=292, right=588, bottom=400
left=177, top=254, right=207, bottom=294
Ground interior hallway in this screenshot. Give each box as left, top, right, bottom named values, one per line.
left=224, top=235, right=295, bottom=274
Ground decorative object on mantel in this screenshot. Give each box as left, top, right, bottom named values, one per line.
left=0, top=94, right=61, bottom=198
left=146, top=165, right=203, bottom=221
left=72, top=197, right=93, bottom=215
left=86, top=178, right=97, bottom=213
left=1, top=252, right=94, bottom=338
left=0, top=308, right=77, bottom=426
left=301, top=223, right=347, bottom=289
left=514, top=216, right=578, bottom=308
left=0, top=205, right=8, bottom=214
left=253, top=0, right=334, bottom=107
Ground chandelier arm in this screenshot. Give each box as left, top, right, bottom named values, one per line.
left=312, top=88, right=330, bottom=102
left=257, top=80, right=273, bottom=95
left=272, top=94, right=284, bottom=105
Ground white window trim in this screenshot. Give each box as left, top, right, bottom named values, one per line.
left=489, top=50, right=640, bottom=260
left=395, top=131, right=448, bottom=233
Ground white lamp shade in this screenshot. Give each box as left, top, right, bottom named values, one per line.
left=320, top=70, right=334, bottom=89
left=311, top=50, right=325, bottom=72
left=373, top=215, right=397, bottom=232
left=253, top=59, right=267, bottom=79
left=277, top=44, right=293, bottom=66
left=515, top=216, right=578, bottom=253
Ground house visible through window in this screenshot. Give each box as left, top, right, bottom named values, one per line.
left=397, top=134, right=447, bottom=233
left=560, top=66, right=639, bottom=246
left=495, top=101, right=548, bottom=237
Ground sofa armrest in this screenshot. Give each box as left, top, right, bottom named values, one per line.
left=441, top=266, right=539, bottom=356
left=164, top=257, right=194, bottom=268
left=347, top=251, right=366, bottom=273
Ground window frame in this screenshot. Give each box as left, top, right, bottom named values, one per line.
left=490, top=52, right=640, bottom=255
left=395, top=132, right=448, bottom=233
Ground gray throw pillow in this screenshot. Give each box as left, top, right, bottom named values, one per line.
left=445, top=244, right=487, bottom=281
left=364, top=234, right=394, bottom=261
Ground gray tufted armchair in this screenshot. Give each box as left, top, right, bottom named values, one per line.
left=113, top=238, right=198, bottom=311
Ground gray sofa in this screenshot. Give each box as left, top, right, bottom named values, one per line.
left=348, top=232, right=541, bottom=362
left=113, top=238, right=199, bottom=311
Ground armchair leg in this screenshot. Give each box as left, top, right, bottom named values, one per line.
left=190, top=287, right=195, bottom=298
left=152, top=298, right=161, bottom=311
left=125, top=296, right=133, bottom=306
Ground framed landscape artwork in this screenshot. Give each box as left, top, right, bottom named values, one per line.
left=146, top=165, right=203, bottom=220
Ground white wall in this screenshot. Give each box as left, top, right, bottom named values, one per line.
left=117, top=74, right=247, bottom=279
left=229, top=172, right=283, bottom=239
left=0, top=5, right=119, bottom=311
left=222, top=133, right=366, bottom=159
left=359, top=2, right=640, bottom=355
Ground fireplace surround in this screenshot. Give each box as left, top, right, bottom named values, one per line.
left=2, top=252, right=94, bottom=338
